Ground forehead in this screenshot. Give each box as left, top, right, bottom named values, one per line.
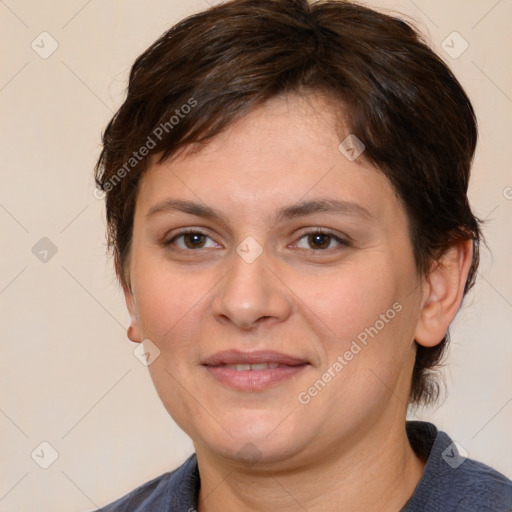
left=135, top=93, right=401, bottom=224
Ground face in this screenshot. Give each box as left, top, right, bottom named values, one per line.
left=125, top=93, right=426, bottom=469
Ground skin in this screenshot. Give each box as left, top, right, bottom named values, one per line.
left=124, top=92, right=473, bottom=511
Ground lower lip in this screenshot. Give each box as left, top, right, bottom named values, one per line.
left=203, top=364, right=310, bottom=391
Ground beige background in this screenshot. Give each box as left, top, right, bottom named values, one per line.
left=0, top=0, right=511, bottom=510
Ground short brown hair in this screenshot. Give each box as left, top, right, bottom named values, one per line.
left=94, top=0, right=481, bottom=406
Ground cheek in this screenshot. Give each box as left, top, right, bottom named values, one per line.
left=298, top=259, right=402, bottom=345
left=133, top=259, right=207, bottom=342
left=295, top=258, right=418, bottom=398
left=133, top=269, right=210, bottom=431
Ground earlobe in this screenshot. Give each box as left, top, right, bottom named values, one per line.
left=414, top=240, right=473, bottom=348
left=124, top=288, right=143, bottom=343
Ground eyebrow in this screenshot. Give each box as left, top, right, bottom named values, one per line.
left=145, top=197, right=374, bottom=222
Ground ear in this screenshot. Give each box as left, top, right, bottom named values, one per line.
left=124, top=286, right=143, bottom=343
left=414, top=239, right=474, bottom=348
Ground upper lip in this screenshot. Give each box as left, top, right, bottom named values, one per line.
left=201, top=350, right=309, bottom=366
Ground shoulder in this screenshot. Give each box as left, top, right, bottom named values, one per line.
left=98, top=472, right=173, bottom=511
left=447, top=456, right=512, bottom=511
left=94, top=453, right=199, bottom=512
left=403, top=422, right=512, bottom=512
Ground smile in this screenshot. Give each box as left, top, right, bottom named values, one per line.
left=201, top=350, right=311, bottom=391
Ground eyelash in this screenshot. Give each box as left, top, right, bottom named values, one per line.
left=163, top=228, right=350, bottom=252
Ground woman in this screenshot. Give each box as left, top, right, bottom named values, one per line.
left=93, top=0, right=512, bottom=510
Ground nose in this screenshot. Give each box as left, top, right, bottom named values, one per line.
left=211, top=244, right=293, bottom=331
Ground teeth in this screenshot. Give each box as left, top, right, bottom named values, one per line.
left=224, top=363, right=280, bottom=371
left=250, top=363, right=272, bottom=371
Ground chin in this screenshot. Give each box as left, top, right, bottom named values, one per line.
left=193, top=416, right=313, bottom=467
left=207, top=437, right=306, bottom=468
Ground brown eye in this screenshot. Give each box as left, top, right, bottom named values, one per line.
left=182, top=232, right=207, bottom=249
left=307, top=233, right=332, bottom=250
left=295, top=230, right=349, bottom=251
left=165, top=230, right=217, bottom=250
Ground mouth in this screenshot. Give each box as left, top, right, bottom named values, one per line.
left=201, top=350, right=311, bottom=391
left=221, top=362, right=282, bottom=371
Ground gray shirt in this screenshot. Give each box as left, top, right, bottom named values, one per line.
left=96, top=421, right=512, bottom=511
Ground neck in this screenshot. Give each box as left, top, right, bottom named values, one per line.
left=195, top=416, right=425, bottom=512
